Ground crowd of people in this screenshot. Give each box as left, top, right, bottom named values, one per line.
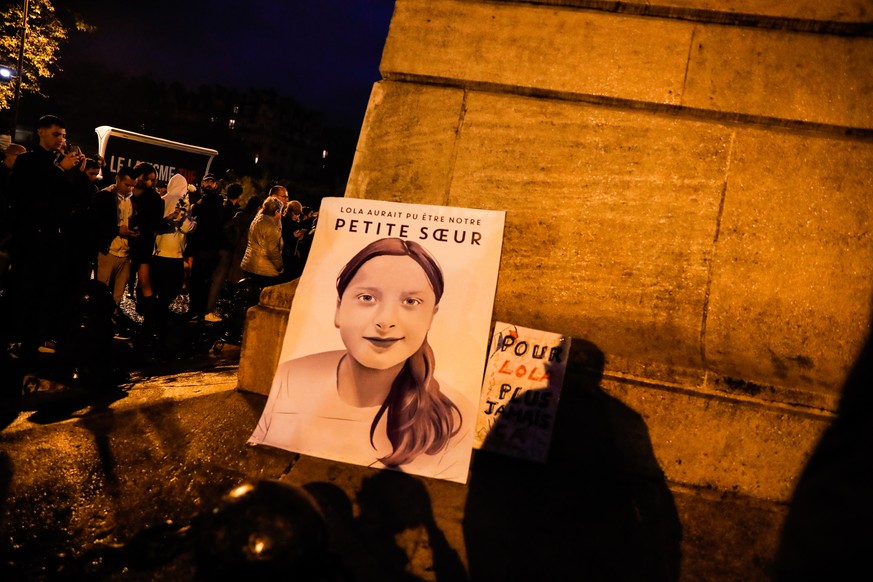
left=0, top=114, right=318, bottom=364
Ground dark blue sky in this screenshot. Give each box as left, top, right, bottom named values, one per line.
left=62, top=0, right=396, bottom=129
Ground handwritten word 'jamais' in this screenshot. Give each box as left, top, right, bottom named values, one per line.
left=482, top=383, right=553, bottom=428
left=334, top=218, right=482, bottom=245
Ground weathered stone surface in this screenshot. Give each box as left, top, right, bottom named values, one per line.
left=347, top=81, right=465, bottom=205
left=545, top=0, right=873, bottom=23
left=383, top=0, right=692, bottom=104
left=683, top=26, right=873, bottom=129
left=384, top=0, right=873, bottom=129
left=447, top=90, right=728, bottom=384
left=344, top=81, right=873, bottom=405
left=706, top=128, right=873, bottom=408
left=600, top=376, right=830, bottom=501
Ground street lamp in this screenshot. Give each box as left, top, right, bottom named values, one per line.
left=0, top=66, right=15, bottom=82
left=0, top=66, right=15, bottom=144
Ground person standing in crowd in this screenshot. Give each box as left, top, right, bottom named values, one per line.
left=280, top=198, right=304, bottom=281
left=186, top=173, right=225, bottom=321
left=128, top=162, right=164, bottom=341
left=5, top=115, right=86, bottom=356
left=0, top=143, right=26, bottom=298
left=240, top=197, right=284, bottom=288
left=295, top=205, right=318, bottom=273
left=89, top=165, right=139, bottom=338
left=81, top=157, right=101, bottom=184
left=65, top=156, right=103, bottom=305
left=88, top=154, right=110, bottom=190
left=204, top=182, right=242, bottom=322
left=267, top=184, right=289, bottom=206
left=225, top=194, right=263, bottom=287
left=150, top=173, right=196, bottom=351
left=0, top=143, right=25, bottom=193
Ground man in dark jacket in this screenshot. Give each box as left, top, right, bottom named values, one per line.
left=204, top=182, right=242, bottom=322
left=90, top=165, right=139, bottom=306
left=64, top=157, right=102, bottom=318
left=6, top=115, right=86, bottom=355
left=186, top=173, right=225, bottom=320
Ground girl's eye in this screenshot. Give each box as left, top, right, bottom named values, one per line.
left=356, top=293, right=375, bottom=303
left=402, top=297, right=422, bottom=306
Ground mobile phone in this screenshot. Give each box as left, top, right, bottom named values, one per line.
left=67, top=143, right=81, bottom=156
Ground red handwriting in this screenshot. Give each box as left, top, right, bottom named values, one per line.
left=498, top=360, right=550, bottom=382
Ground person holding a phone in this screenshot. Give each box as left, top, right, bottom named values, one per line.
left=90, top=165, right=140, bottom=314
left=5, top=115, right=87, bottom=356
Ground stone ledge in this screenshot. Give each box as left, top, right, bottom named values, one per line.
left=237, top=279, right=297, bottom=396
left=499, top=0, right=873, bottom=29
left=383, top=0, right=873, bottom=129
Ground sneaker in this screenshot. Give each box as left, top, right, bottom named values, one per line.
left=37, top=340, right=58, bottom=354
left=204, top=311, right=223, bottom=323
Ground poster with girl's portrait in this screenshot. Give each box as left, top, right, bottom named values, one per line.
left=248, top=197, right=505, bottom=484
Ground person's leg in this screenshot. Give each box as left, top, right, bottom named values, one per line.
left=0, top=249, right=10, bottom=294
left=37, top=254, right=65, bottom=351
left=0, top=249, right=11, bottom=343
left=127, top=258, right=140, bottom=301
left=135, top=258, right=159, bottom=343
left=56, top=249, right=94, bottom=349
left=113, top=256, right=131, bottom=307
left=137, top=262, right=153, bottom=298
left=97, top=253, right=120, bottom=331
left=149, top=257, right=176, bottom=346
left=182, top=255, right=193, bottom=292
left=108, top=255, right=138, bottom=339
left=95, top=252, right=113, bottom=287
left=206, top=249, right=231, bottom=315
left=8, top=255, right=42, bottom=350
left=189, top=249, right=219, bottom=318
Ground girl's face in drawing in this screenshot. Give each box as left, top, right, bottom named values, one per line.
left=335, top=255, right=439, bottom=370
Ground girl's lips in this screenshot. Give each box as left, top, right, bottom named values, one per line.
left=364, top=337, right=402, bottom=347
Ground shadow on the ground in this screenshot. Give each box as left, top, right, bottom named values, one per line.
left=772, top=309, right=873, bottom=581
left=0, top=315, right=241, bottom=430
left=463, top=338, right=682, bottom=581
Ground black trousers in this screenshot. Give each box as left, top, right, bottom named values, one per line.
left=149, top=256, right=185, bottom=341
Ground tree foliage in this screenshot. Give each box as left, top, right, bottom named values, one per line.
left=0, top=0, right=70, bottom=111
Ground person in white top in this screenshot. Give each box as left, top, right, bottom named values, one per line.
left=93, top=166, right=139, bottom=306
left=149, top=173, right=196, bottom=348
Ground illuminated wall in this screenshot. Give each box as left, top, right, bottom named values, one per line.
left=342, top=0, right=873, bottom=499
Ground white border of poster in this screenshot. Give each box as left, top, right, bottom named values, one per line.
left=249, top=197, right=505, bottom=483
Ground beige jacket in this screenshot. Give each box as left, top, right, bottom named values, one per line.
left=240, top=212, right=284, bottom=276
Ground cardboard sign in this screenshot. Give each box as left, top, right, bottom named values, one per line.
left=473, top=322, right=571, bottom=463
left=249, top=197, right=505, bottom=483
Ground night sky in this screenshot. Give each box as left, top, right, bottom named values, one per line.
left=61, top=0, right=396, bottom=129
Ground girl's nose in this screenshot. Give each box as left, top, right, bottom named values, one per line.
left=374, top=304, right=398, bottom=331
